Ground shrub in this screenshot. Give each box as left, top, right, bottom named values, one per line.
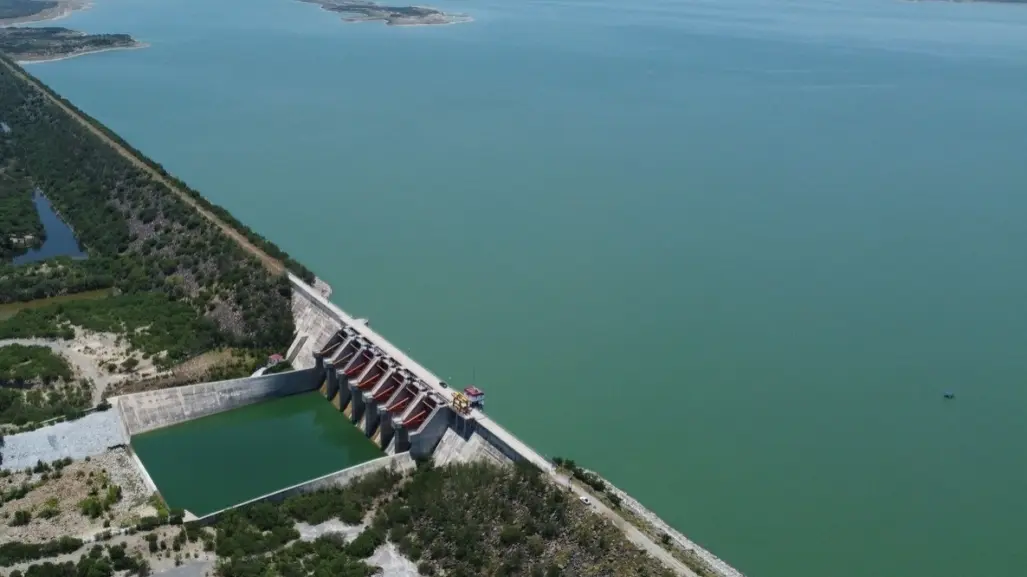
left=9, top=510, right=30, bottom=526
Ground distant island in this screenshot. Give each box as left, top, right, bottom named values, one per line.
left=0, top=26, right=143, bottom=62
left=0, top=1, right=144, bottom=62
left=298, top=0, right=472, bottom=26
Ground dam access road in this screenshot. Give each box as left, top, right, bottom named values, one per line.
left=0, top=55, right=732, bottom=577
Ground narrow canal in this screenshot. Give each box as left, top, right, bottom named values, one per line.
left=12, top=190, right=86, bottom=265
left=131, top=392, right=382, bottom=516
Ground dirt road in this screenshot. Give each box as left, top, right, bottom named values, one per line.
left=552, top=472, right=698, bottom=576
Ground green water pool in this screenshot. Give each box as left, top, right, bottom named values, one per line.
left=131, top=391, right=382, bottom=516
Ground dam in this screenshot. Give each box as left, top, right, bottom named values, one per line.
left=106, top=274, right=742, bottom=576
left=114, top=274, right=526, bottom=518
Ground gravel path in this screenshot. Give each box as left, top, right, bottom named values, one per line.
left=295, top=519, right=365, bottom=542
left=294, top=520, right=422, bottom=577
left=369, top=543, right=422, bottom=577
left=0, top=409, right=127, bottom=470
left=153, top=561, right=215, bottom=577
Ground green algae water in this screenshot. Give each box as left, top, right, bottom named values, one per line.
left=132, top=392, right=381, bottom=516
left=28, top=0, right=1027, bottom=575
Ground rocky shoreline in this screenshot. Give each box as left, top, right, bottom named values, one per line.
left=586, top=468, right=748, bottom=577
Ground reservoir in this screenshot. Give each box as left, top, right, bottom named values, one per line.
left=29, top=0, right=1027, bottom=575
left=11, top=190, right=86, bottom=265
left=132, top=392, right=382, bottom=517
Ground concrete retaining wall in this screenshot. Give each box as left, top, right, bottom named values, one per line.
left=114, top=368, right=320, bottom=436
left=410, top=406, right=454, bottom=460
left=195, top=453, right=416, bottom=525
left=290, top=284, right=343, bottom=371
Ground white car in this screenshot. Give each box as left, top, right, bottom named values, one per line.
left=579, top=495, right=591, bottom=505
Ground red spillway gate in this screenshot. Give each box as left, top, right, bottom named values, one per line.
left=343, top=353, right=372, bottom=377
left=385, top=394, right=413, bottom=415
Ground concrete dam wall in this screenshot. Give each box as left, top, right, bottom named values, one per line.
left=115, top=367, right=321, bottom=436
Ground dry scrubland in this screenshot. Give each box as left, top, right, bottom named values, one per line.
left=1, top=449, right=150, bottom=543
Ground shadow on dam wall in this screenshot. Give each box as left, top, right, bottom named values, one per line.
left=114, top=367, right=322, bottom=436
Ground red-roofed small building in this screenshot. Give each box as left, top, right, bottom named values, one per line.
left=464, top=385, right=485, bottom=408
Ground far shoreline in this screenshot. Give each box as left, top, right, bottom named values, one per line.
left=297, top=0, right=473, bottom=27
left=16, top=42, right=149, bottom=65
left=0, top=0, right=91, bottom=27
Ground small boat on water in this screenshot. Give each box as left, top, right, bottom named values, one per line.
left=943, top=391, right=955, bottom=400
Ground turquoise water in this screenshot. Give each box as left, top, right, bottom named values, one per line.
left=12, top=191, right=86, bottom=265
left=27, top=1, right=1027, bottom=575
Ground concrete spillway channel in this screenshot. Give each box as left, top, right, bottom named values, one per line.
left=115, top=367, right=388, bottom=517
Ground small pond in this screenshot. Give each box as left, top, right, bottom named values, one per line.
left=12, top=190, right=87, bottom=265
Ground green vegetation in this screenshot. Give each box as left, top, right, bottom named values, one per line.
left=214, top=469, right=400, bottom=554
left=0, top=480, right=33, bottom=505
left=553, top=456, right=622, bottom=506
left=0, top=378, right=90, bottom=426
left=38, top=496, right=60, bottom=519
left=0, top=536, right=83, bottom=567
left=10, top=542, right=152, bottom=577
left=380, top=461, right=670, bottom=577
left=0, top=258, right=115, bottom=304
left=0, top=293, right=222, bottom=367
left=0, top=27, right=139, bottom=62
left=0, top=177, right=43, bottom=260
left=204, top=349, right=279, bottom=381
left=78, top=483, right=122, bottom=519
left=0, top=58, right=299, bottom=355
left=211, top=469, right=401, bottom=577
left=0, top=289, right=113, bottom=322
left=207, top=462, right=671, bottom=577
left=9, top=508, right=30, bottom=526
left=0, top=344, right=72, bottom=385
left=0, top=54, right=314, bottom=283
